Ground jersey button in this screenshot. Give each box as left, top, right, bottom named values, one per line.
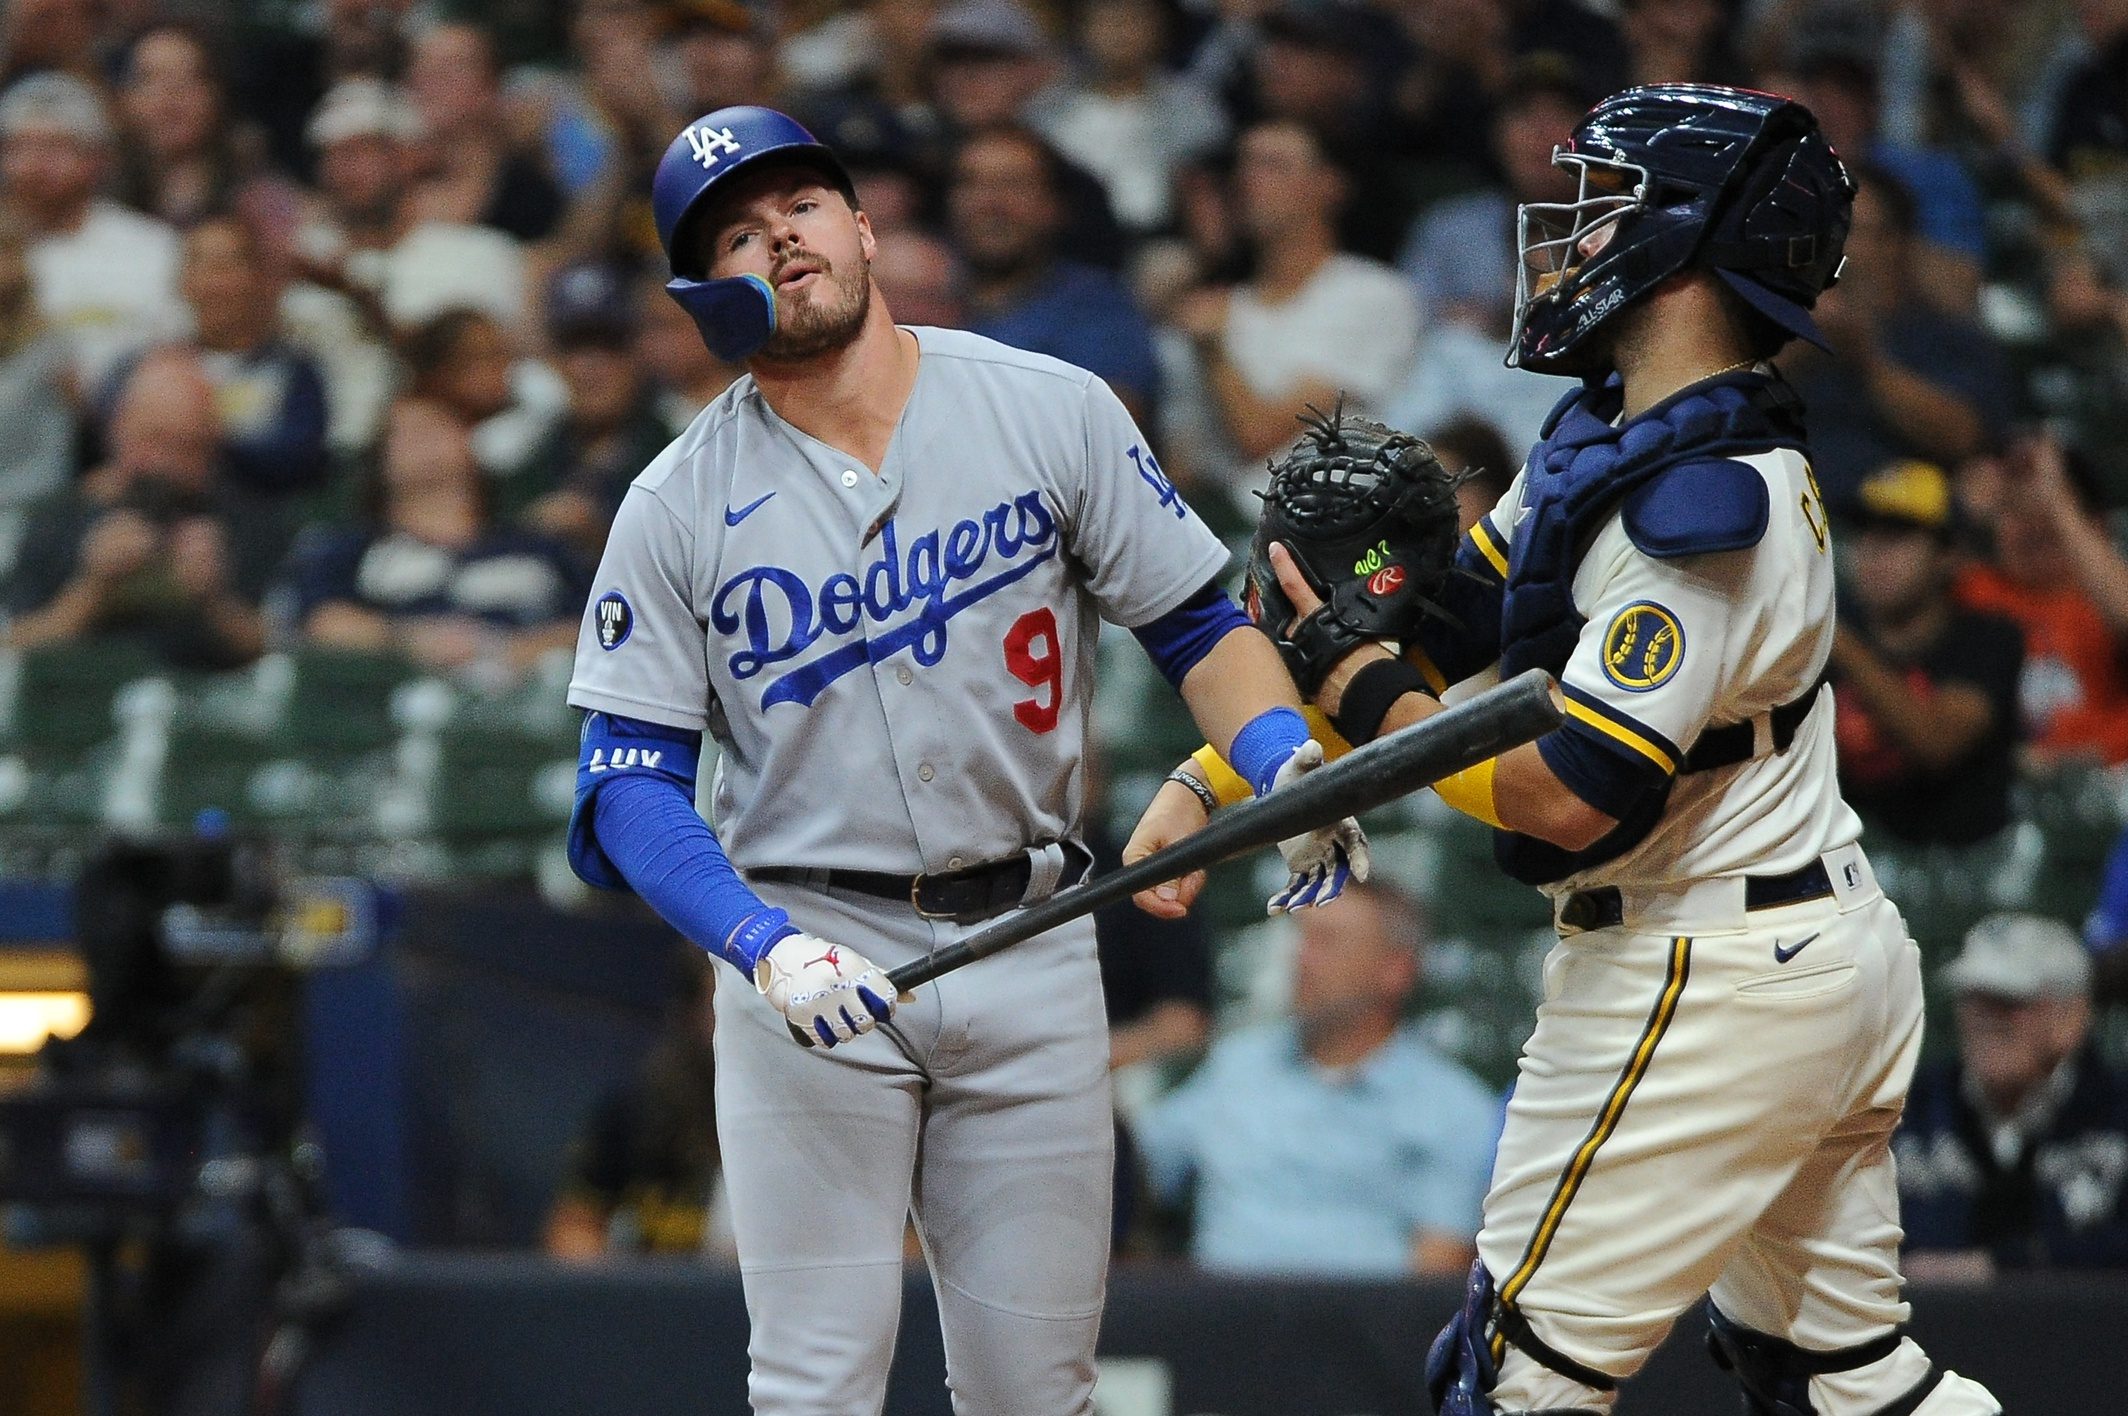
left=840, top=469, right=860, bottom=487
left=918, top=764, right=934, bottom=782
left=896, top=666, right=913, bottom=685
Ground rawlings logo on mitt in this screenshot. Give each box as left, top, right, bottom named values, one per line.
left=1248, top=398, right=1466, bottom=695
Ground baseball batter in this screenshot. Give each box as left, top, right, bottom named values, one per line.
left=561, top=106, right=1365, bottom=1416
left=1132, top=87, right=2001, bottom=1415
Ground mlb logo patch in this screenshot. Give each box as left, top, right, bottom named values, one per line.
left=596, top=591, right=634, bottom=651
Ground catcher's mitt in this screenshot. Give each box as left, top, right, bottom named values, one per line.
left=1248, top=399, right=1464, bottom=696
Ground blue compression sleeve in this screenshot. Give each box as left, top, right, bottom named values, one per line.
left=590, top=775, right=796, bottom=973
left=1228, top=706, right=1312, bottom=797
left=1131, top=581, right=1251, bottom=689
left=569, top=712, right=795, bottom=973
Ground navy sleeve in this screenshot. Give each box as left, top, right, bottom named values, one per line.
left=1536, top=718, right=1672, bottom=820
left=1130, top=580, right=1251, bottom=688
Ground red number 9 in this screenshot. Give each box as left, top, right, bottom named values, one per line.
left=1003, top=608, right=1062, bottom=734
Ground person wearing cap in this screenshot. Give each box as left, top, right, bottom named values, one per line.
left=565, top=101, right=1367, bottom=1416
left=928, top=0, right=1059, bottom=134
left=1776, top=163, right=2013, bottom=516
left=294, top=76, right=528, bottom=335
left=1894, top=912, right=2128, bottom=1274
left=1132, top=86, right=2005, bottom=1414
left=0, top=72, right=185, bottom=392
left=1829, top=458, right=2026, bottom=851
left=501, top=262, right=674, bottom=560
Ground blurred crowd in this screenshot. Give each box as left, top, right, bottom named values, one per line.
left=7, top=0, right=2128, bottom=1275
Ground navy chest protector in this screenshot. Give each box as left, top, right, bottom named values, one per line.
left=1495, top=371, right=1809, bottom=885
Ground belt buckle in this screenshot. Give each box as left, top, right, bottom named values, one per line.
left=910, top=871, right=953, bottom=921
left=911, top=862, right=999, bottom=923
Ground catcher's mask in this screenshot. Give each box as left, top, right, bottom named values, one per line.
left=1510, top=84, right=1854, bottom=374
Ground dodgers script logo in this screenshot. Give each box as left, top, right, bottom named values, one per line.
left=713, top=490, right=1060, bottom=708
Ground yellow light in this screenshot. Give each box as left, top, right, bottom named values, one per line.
left=0, top=993, right=90, bottom=1055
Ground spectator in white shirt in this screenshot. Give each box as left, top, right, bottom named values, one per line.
left=1031, top=0, right=1228, bottom=235
left=0, top=73, right=184, bottom=394
left=292, top=77, right=529, bottom=339
left=1165, top=118, right=1420, bottom=521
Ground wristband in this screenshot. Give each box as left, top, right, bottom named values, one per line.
left=1228, top=705, right=1311, bottom=797
left=726, top=906, right=800, bottom=974
left=1331, top=656, right=1431, bottom=746
left=1165, top=769, right=1221, bottom=817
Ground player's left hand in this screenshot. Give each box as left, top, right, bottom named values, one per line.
left=1264, top=542, right=1397, bottom=719
left=1125, top=777, right=1214, bottom=919
left=1266, top=739, right=1370, bottom=913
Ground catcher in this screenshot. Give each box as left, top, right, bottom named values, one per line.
left=1128, top=84, right=1999, bottom=1416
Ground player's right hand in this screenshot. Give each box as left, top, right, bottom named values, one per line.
left=1125, top=777, right=1213, bottom=920
left=754, top=933, right=895, bottom=1048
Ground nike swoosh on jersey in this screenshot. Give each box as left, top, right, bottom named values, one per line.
left=1773, top=933, right=1820, bottom=964
left=725, top=491, right=776, bottom=526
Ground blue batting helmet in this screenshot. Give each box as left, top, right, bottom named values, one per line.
left=651, top=105, right=857, bottom=362
left=1510, top=84, right=1854, bottom=373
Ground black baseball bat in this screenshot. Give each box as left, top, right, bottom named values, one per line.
left=882, top=667, right=1563, bottom=994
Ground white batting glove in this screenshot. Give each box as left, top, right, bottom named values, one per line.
left=755, top=933, right=896, bottom=1049
left=1266, top=741, right=1371, bottom=913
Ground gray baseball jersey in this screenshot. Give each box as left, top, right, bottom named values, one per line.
left=567, top=323, right=1228, bottom=870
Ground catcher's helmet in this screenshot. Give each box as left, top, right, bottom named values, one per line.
left=651, top=105, right=857, bottom=362
left=1510, top=84, right=1854, bottom=373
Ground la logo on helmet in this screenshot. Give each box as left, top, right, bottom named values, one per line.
left=686, top=125, right=742, bottom=168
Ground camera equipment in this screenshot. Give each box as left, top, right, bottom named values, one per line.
left=0, top=821, right=380, bottom=1416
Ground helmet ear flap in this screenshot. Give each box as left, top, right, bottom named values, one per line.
left=1711, top=128, right=1852, bottom=286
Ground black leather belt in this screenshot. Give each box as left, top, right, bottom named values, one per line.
left=1557, top=859, right=1835, bottom=932
left=753, top=841, right=1092, bottom=924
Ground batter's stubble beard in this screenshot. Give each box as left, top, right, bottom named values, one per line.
left=756, top=256, right=874, bottom=364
